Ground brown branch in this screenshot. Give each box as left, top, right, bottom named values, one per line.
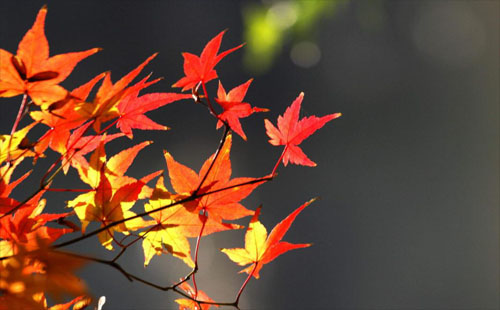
left=50, top=175, right=273, bottom=251
left=56, top=249, right=239, bottom=308
left=194, top=125, right=229, bottom=195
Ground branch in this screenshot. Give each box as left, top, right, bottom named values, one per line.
left=194, top=125, right=229, bottom=195
left=50, top=175, right=273, bottom=251
left=56, top=249, right=239, bottom=308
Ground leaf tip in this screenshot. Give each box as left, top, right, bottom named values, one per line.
left=163, top=150, right=173, bottom=161
left=308, top=197, right=319, bottom=204
left=251, top=205, right=262, bottom=223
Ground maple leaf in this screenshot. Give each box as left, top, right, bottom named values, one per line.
left=0, top=191, right=73, bottom=261
left=164, top=132, right=266, bottom=223
left=221, top=198, right=315, bottom=279
left=0, top=6, right=99, bottom=108
left=0, top=122, right=37, bottom=165
left=31, top=73, right=106, bottom=155
left=0, top=240, right=87, bottom=308
left=0, top=158, right=31, bottom=215
left=75, top=139, right=155, bottom=191
left=47, top=296, right=90, bottom=310
left=141, top=176, right=241, bottom=267
left=175, top=281, right=218, bottom=310
left=51, top=122, right=124, bottom=175
left=68, top=141, right=161, bottom=250
left=264, top=92, right=341, bottom=167
left=75, top=54, right=170, bottom=133
left=172, top=30, right=243, bottom=91
left=15, top=294, right=91, bottom=310
left=214, top=79, right=268, bottom=140
left=116, top=83, right=191, bottom=138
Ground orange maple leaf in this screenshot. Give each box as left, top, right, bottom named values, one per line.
left=0, top=6, right=99, bottom=108
left=0, top=240, right=87, bottom=309
left=31, top=73, right=106, bottom=155
left=141, top=176, right=242, bottom=267
left=175, top=281, right=218, bottom=310
left=221, top=198, right=315, bottom=279
left=0, top=158, right=31, bottom=215
left=164, top=132, right=266, bottom=223
left=76, top=54, right=159, bottom=132
left=0, top=191, right=73, bottom=261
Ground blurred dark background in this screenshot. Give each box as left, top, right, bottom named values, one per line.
left=1, top=0, right=498, bottom=309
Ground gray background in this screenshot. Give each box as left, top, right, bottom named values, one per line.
left=0, top=1, right=498, bottom=309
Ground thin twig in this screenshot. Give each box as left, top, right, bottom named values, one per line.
left=194, top=126, right=229, bottom=195
left=0, top=176, right=273, bottom=263
left=56, top=249, right=238, bottom=307
left=51, top=176, right=272, bottom=250
left=10, top=94, right=28, bottom=136
left=234, top=262, right=258, bottom=306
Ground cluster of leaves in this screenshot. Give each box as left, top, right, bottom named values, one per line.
left=0, top=6, right=340, bottom=310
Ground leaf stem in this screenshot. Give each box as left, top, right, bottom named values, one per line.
left=234, top=262, right=258, bottom=306
left=5, top=94, right=29, bottom=165
left=271, top=145, right=287, bottom=176
left=191, top=208, right=207, bottom=298
left=10, top=94, right=28, bottom=136
left=201, top=81, right=219, bottom=120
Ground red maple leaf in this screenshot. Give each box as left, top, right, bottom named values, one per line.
left=264, top=92, right=341, bottom=168
left=116, top=80, right=191, bottom=138
left=172, top=30, right=243, bottom=91
left=215, top=79, right=268, bottom=140
left=0, top=6, right=99, bottom=107
left=221, top=198, right=315, bottom=279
